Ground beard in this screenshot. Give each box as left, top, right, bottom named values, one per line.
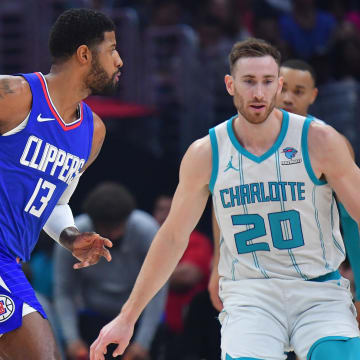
left=234, top=91, right=277, bottom=125
left=86, top=54, right=119, bottom=96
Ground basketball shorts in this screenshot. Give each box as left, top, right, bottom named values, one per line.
left=219, top=272, right=359, bottom=360
left=0, top=251, right=47, bottom=336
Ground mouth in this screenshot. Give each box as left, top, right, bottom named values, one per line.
left=114, top=72, right=121, bottom=82
left=249, top=104, right=266, bottom=111
left=282, top=107, right=293, bottom=112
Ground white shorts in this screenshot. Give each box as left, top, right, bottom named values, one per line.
left=219, top=275, right=359, bottom=360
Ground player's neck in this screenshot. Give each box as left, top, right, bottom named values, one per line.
left=45, top=65, right=89, bottom=124
left=234, top=109, right=283, bottom=156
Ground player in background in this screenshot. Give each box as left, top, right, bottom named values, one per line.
left=0, top=8, right=122, bottom=359
left=91, top=39, right=360, bottom=360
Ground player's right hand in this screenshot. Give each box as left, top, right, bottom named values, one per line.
left=71, top=232, right=113, bottom=269
left=90, top=313, right=134, bottom=360
left=208, top=267, right=223, bottom=312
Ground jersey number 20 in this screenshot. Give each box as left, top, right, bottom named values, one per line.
left=232, top=210, right=304, bottom=253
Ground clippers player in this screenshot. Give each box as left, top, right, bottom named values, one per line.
left=0, top=8, right=122, bottom=359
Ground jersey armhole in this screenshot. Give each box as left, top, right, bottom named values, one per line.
left=301, top=116, right=327, bottom=186
left=209, top=127, right=219, bottom=194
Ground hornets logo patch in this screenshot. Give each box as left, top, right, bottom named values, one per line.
left=0, top=295, right=15, bottom=322
left=281, top=147, right=302, bottom=165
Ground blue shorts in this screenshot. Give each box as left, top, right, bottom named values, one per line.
left=0, top=251, right=46, bottom=334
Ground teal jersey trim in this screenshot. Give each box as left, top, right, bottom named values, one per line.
left=308, top=270, right=340, bottom=282
left=209, top=127, right=219, bottom=194
left=338, top=202, right=360, bottom=300
left=307, top=336, right=356, bottom=360
left=226, top=355, right=264, bottom=360
left=301, top=116, right=326, bottom=185
left=226, top=110, right=289, bottom=164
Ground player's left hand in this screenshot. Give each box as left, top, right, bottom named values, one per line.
left=71, top=232, right=112, bottom=269
left=122, top=343, right=150, bottom=360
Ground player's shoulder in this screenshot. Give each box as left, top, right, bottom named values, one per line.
left=180, top=135, right=212, bottom=184
left=0, top=75, right=32, bottom=123
left=187, top=135, right=212, bottom=159
left=0, top=75, right=31, bottom=104
left=308, top=117, right=343, bottom=156
left=92, top=111, right=106, bottom=135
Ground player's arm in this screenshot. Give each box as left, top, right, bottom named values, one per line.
left=0, top=75, right=31, bottom=133
left=308, top=122, right=360, bottom=223
left=90, top=136, right=212, bottom=360
left=44, top=112, right=112, bottom=269
left=208, top=205, right=223, bottom=311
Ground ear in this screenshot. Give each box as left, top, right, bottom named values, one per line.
left=225, top=74, right=234, bottom=96
left=310, top=87, right=318, bottom=105
left=76, top=45, right=92, bottom=65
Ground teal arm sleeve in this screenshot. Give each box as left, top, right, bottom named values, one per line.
left=338, top=202, right=360, bottom=300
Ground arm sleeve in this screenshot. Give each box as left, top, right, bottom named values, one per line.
left=338, top=202, right=360, bottom=300
left=53, top=244, right=82, bottom=344
left=43, top=174, right=81, bottom=242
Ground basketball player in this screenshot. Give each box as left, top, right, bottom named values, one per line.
left=91, top=38, right=360, bottom=360
left=209, top=59, right=360, bottom=319
left=0, top=8, right=122, bottom=359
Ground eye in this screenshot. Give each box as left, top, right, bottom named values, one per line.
left=264, top=80, right=273, bottom=85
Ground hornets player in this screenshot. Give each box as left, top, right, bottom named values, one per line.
left=91, top=38, right=360, bottom=360
left=0, top=9, right=122, bottom=359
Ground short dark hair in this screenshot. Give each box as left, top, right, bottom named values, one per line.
left=49, top=8, right=115, bottom=63
left=83, top=182, right=135, bottom=225
left=229, top=38, right=281, bottom=74
left=281, top=59, right=317, bottom=85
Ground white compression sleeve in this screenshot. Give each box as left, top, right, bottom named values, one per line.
left=43, top=173, right=81, bottom=243
left=43, top=204, right=76, bottom=243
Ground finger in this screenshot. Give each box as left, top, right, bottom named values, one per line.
left=215, top=297, right=224, bottom=312
left=73, top=260, right=90, bottom=269
left=113, top=343, right=125, bottom=358
left=90, top=247, right=112, bottom=262
left=102, top=238, right=113, bottom=248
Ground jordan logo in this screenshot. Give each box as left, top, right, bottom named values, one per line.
left=224, top=156, right=239, bottom=172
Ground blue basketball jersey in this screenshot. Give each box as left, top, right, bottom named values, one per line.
left=0, top=72, right=94, bottom=261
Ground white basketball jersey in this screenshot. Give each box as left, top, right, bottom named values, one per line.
left=210, top=110, right=345, bottom=281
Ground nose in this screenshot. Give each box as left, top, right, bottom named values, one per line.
left=282, top=91, right=293, bottom=105
left=115, top=50, right=123, bottom=68
left=253, top=84, right=264, bottom=100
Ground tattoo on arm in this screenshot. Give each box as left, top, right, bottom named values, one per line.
left=0, top=79, right=15, bottom=99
